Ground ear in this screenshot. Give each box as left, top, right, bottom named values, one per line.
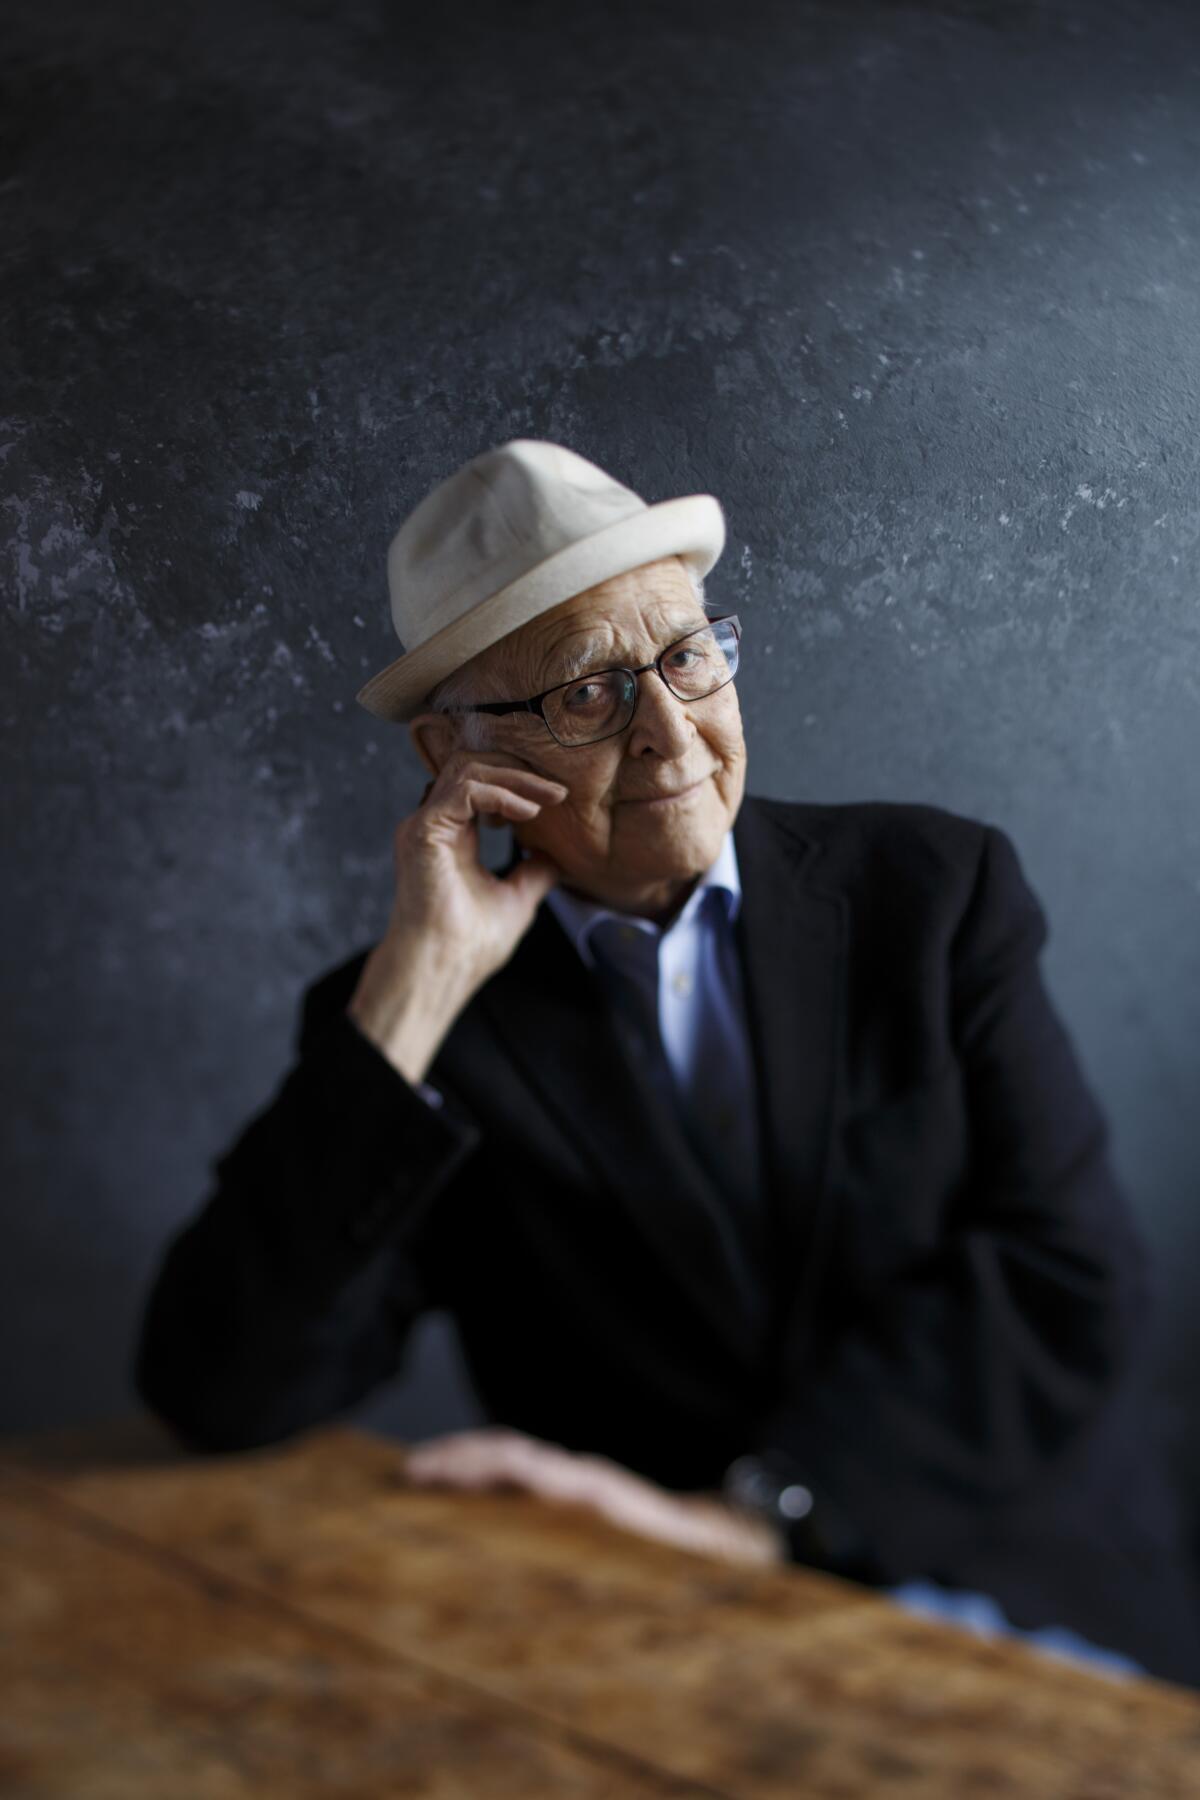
left=407, top=709, right=463, bottom=780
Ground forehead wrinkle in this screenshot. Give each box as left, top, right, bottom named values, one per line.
left=534, top=605, right=708, bottom=690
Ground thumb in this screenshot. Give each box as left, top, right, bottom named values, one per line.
left=507, top=848, right=563, bottom=906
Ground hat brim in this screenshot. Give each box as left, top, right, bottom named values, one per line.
left=354, top=492, right=726, bottom=723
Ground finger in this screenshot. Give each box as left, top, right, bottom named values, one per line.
left=403, top=1434, right=495, bottom=1484
left=404, top=1427, right=542, bottom=1467
left=403, top=1429, right=564, bottom=1488
left=415, top=765, right=568, bottom=841
left=433, top=760, right=569, bottom=808
left=472, top=1437, right=580, bottom=1495
left=447, top=751, right=563, bottom=786
left=402, top=1437, right=699, bottom=1547
left=425, top=779, right=565, bottom=835
left=577, top=1468, right=680, bottom=1536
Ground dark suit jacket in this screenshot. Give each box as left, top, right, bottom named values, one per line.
left=133, top=794, right=1200, bottom=1684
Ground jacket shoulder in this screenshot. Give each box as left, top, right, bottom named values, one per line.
left=748, top=792, right=989, bottom=883
left=743, top=792, right=1046, bottom=947
left=760, top=795, right=1052, bottom=976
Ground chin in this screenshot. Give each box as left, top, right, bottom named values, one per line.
left=635, top=816, right=726, bottom=872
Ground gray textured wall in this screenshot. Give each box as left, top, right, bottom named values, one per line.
left=5, top=1, right=1200, bottom=1508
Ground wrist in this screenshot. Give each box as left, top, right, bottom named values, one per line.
left=721, top=1452, right=867, bottom=1576
left=344, top=992, right=454, bottom=1085
left=346, top=947, right=472, bottom=1084
left=723, top=1453, right=816, bottom=1537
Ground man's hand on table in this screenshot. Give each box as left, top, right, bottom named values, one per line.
left=398, top=1427, right=788, bottom=1568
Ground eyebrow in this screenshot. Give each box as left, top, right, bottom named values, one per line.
left=540, top=617, right=708, bottom=689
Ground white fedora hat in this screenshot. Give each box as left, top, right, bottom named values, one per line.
left=355, top=437, right=726, bottom=723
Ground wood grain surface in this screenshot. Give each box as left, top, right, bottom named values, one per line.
left=3, top=1416, right=1200, bottom=1798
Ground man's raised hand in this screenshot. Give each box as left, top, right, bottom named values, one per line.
left=346, top=751, right=568, bottom=1084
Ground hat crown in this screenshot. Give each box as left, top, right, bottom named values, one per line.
left=387, top=439, right=648, bottom=652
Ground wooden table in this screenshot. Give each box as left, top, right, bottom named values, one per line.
left=2, top=1419, right=1200, bottom=1797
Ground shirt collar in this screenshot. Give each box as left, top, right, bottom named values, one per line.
left=536, top=827, right=742, bottom=971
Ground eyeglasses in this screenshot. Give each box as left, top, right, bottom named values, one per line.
left=441, top=614, right=742, bottom=748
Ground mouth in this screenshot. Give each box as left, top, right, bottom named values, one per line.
left=623, top=771, right=715, bottom=807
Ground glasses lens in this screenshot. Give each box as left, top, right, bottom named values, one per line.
left=542, top=622, right=739, bottom=747
left=544, top=670, right=635, bottom=746
left=662, top=622, right=738, bottom=699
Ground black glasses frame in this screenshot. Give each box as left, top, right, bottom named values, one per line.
left=440, top=613, right=742, bottom=748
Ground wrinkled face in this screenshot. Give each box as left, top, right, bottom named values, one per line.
left=411, top=556, right=748, bottom=902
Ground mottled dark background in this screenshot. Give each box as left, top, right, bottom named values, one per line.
left=4, top=0, right=1199, bottom=1528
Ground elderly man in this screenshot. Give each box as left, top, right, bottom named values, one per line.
left=134, top=439, right=1200, bottom=1684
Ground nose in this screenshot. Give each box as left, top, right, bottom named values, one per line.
left=625, top=666, right=697, bottom=757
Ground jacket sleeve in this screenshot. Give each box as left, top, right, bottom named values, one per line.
left=746, top=822, right=1155, bottom=1580
left=131, top=967, right=483, bottom=1453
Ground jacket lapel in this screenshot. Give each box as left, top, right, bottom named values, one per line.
left=476, top=793, right=847, bottom=1384
left=730, top=797, right=849, bottom=1389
